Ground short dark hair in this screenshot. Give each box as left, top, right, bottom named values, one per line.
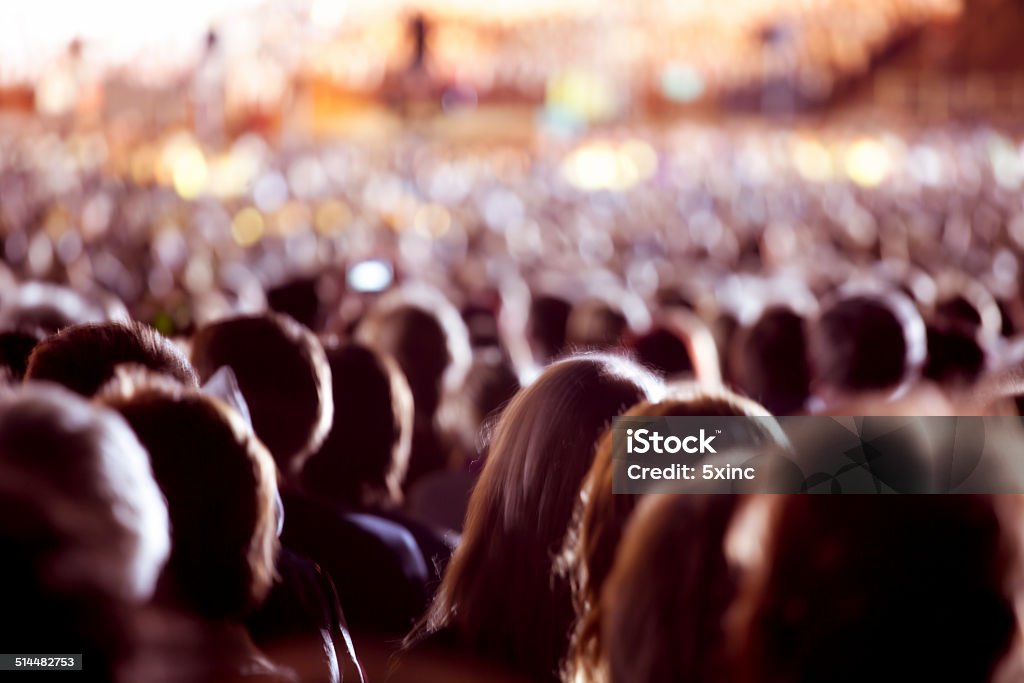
left=0, top=384, right=170, bottom=606
left=527, top=294, right=572, bottom=363
left=811, top=290, right=925, bottom=394
left=731, top=306, right=811, bottom=414
left=0, top=328, right=45, bottom=381
left=24, top=321, right=198, bottom=397
left=0, top=384, right=169, bottom=679
left=302, top=343, right=413, bottom=508
left=99, top=374, right=279, bottom=620
left=190, top=313, right=333, bottom=476
left=357, top=287, right=471, bottom=421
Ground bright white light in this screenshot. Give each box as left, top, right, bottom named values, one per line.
left=348, top=259, right=393, bottom=292
left=0, top=0, right=266, bottom=81
left=844, top=138, right=892, bottom=188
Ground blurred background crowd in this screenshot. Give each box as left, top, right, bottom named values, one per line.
left=4, top=0, right=1024, bottom=681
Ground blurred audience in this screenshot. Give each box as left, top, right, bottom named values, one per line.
left=5, top=106, right=1024, bottom=683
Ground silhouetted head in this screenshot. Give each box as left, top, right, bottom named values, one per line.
left=527, top=294, right=572, bottom=364
left=0, top=384, right=170, bottom=603
left=730, top=306, right=811, bottom=414
left=630, top=326, right=695, bottom=379
left=267, top=277, right=322, bottom=332
left=0, top=385, right=170, bottom=677
left=810, top=288, right=925, bottom=397
left=567, top=299, right=630, bottom=351
left=99, top=373, right=279, bottom=621
left=438, top=348, right=521, bottom=465
left=191, top=313, right=333, bottom=478
left=733, top=495, right=1016, bottom=683
left=0, top=327, right=46, bottom=381
left=302, top=342, right=414, bottom=509
left=357, top=286, right=471, bottom=422
left=24, top=321, right=198, bottom=397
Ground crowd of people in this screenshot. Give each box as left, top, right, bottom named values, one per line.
left=3, top=119, right=1024, bottom=683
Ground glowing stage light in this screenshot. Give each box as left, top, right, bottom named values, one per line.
left=562, top=139, right=658, bottom=192
left=172, top=146, right=209, bottom=199
left=660, top=62, right=705, bottom=103
left=844, top=138, right=891, bottom=188
left=791, top=138, right=833, bottom=182
left=562, top=142, right=620, bottom=191
left=231, top=207, right=265, bottom=246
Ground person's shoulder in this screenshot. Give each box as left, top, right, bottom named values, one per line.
left=342, top=510, right=427, bottom=570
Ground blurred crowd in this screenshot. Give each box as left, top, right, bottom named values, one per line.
left=3, top=119, right=1024, bottom=683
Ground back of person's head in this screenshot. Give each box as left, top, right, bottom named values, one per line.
left=99, top=373, right=279, bottom=621
left=267, top=276, right=322, bottom=332
left=462, top=302, right=502, bottom=349
left=0, top=327, right=45, bottom=381
left=190, top=313, right=333, bottom=477
left=733, top=495, right=1016, bottom=683
left=527, top=294, right=572, bottom=364
left=301, top=342, right=414, bottom=509
left=810, top=288, right=925, bottom=397
left=600, top=494, right=743, bottom=683
left=0, top=385, right=170, bottom=677
left=24, top=321, right=198, bottom=397
left=438, top=348, right=521, bottom=465
left=923, top=288, right=990, bottom=387
left=0, top=384, right=170, bottom=601
left=566, top=298, right=630, bottom=351
left=0, top=281, right=127, bottom=335
left=357, top=285, right=471, bottom=421
left=730, top=306, right=811, bottom=414
left=630, top=326, right=695, bottom=379
left=415, top=353, right=661, bottom=680
left=923, top=323, right=987, bottom=387
left=561, top=385, right=785, bottom=683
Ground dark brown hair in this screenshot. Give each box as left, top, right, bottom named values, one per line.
left=301, top=342, right=413, bottom=508
left=601, top=494, right=742, bottom=683
left=99, top=374, right=279, bottom=620
left=733, top=495, right=1016, bottom=683
left=730, top=306, right=811, bottom=415
left=190, top=313, right=333, bottom=477
left=0, top=385, right=170, bottom=680
left=810, top=288, right=926, bottom=396
left=24, top=321, right=198, bottom=397
left=409, top=353, right=661, bottom=681
left=560, top=385, right=784, bottom=683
